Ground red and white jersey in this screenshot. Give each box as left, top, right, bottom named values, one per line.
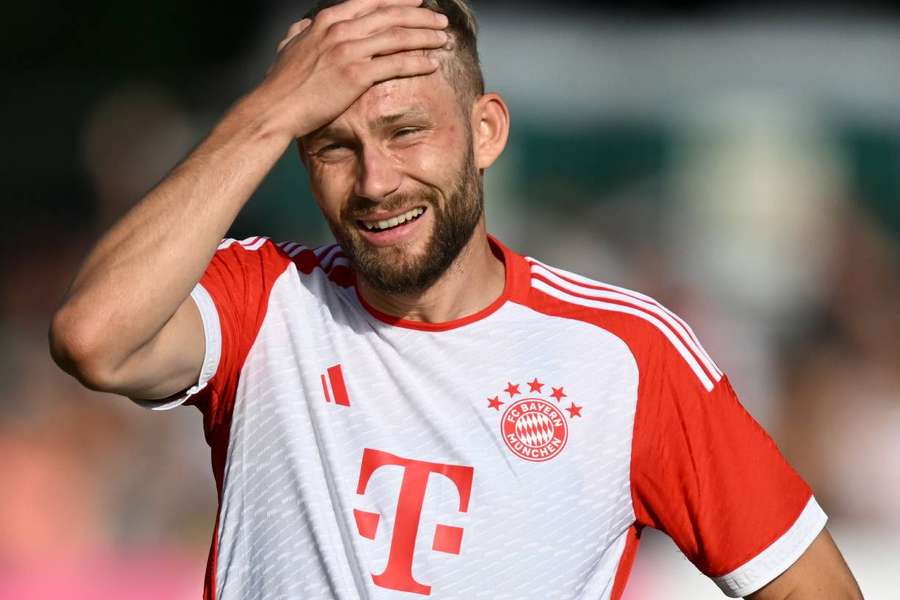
left=147, top=235, right=826, bottom=600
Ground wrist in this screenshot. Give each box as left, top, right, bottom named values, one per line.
left=224, top=86, right=296, bottom=149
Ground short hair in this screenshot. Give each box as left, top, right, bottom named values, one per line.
left=303, top=0, right=485, bottom=103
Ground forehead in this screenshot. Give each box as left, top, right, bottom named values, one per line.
left=323, top=70, right=460, bottom=134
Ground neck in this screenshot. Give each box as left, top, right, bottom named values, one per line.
left=355, top=223, right=506, bottom=323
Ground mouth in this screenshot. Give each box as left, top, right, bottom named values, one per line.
left=357, top=206, right=427, bottom=233
left=354, top=206, right=430, bottom=247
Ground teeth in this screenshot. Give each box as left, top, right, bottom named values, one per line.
left=363, top=207, right=424, bottom=231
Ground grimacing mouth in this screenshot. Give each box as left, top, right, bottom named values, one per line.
left=354, top=205, right=430, bottom=233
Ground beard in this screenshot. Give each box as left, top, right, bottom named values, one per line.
left=325, top=146, right=484, bottom=296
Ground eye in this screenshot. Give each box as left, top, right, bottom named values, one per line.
left=318, top=142, right=347, bottom=153
left=394, top=127, right=422, bottom=138
left=313, top=142, right=354, bottom=160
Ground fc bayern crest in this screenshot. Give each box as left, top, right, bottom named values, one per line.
left=484, top=378, right=583, bottom=462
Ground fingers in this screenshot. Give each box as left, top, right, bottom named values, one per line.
left=276, top=18, right=312, bottom=53
left=333, top=5, right=447, bottom=40
left=279, top=3, right=443, bottom=56
left=319, top=0, right=424, bottom=24
left=366, top=51, right=440, bottom=85
left=348, top=26, right=448, bottom=60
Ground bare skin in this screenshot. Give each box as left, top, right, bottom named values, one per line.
left=49, top=0, right=861, bottom=597
left=299, top=67, right=509, bottom=322
left=748, top=529, right=863, bottom=599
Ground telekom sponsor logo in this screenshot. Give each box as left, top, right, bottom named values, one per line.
left=353, top=448, right=475, bottom=596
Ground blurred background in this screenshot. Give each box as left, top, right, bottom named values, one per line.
left=2, top=0, right=899, bottom=598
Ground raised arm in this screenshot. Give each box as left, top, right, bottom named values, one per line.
left=747, top=528, right=863, bottom=600
left=49, top=0, right=449, bottom=400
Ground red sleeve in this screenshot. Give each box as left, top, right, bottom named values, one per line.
left=187, top=237, right=291, bottom=428
left=631, top=345, right=826, bottom=596
left=517, top=257, right=826, bottom=596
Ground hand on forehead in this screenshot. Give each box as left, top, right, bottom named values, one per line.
left=271, top=0, right=475, bottom=144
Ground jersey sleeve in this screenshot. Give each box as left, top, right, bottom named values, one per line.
left=141, top=237, right=290, bottom=426
left=630, top=339, right=827, bottom=597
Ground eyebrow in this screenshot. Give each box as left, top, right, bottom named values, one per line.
left=372, top=108, right=430, bottom=130
left=305, top=108, right=431, bottom=144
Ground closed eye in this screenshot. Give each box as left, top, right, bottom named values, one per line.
left=312, top=142, right=355, bottom=160
left=394, top=127, right=422, bottom=138
left=318, top=142, right=348, bottom=153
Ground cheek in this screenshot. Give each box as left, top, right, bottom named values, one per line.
left=309, top=163, right=355, bottom=218
left=394, top=146, right=434, bottom=174
left=397, top=127, right=466, bottom=183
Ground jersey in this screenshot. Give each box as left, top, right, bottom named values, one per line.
left=145, top=234, right=826, bottom=600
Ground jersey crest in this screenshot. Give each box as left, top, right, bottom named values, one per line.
left=485, top=377, right=583, bottom=462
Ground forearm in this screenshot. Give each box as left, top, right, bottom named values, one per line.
left=747, top=529, right=863, bottom=600
left=51, top=90, right=291, bottom=378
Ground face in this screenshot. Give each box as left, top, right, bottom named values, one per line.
left=301, top=70, right=483, bottom=295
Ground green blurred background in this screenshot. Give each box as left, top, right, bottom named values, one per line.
left=2, top=1, right=899, bottom=598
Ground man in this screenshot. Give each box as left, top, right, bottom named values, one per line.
left=49, top=0, right=863, bottom=598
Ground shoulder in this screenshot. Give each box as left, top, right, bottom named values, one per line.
left=272, top=239, right=354, bottom=288
left=211, top=237, right=354, bottom=289
left=515, top=254, right=722, bottom=391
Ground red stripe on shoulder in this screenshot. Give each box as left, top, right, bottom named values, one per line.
left=280, top=241, right=353, bottom=288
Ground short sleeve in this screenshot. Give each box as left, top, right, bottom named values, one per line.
left=136, top=283, right=222, bottom=411
left=631, top=351, right=827, bottom=597
left=143, top=237, right=292, bottom=424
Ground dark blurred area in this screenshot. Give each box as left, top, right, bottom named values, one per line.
left=2, top=1, right=898, bottom=597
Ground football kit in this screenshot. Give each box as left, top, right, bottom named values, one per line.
left=144, top=235, right=826, bottom=600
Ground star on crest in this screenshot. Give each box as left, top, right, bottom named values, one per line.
left=566, top=402, right=583, bottom=418
left=487, top=396, right=504, bottom=411
left=527, top=377, right=544, bottom=393
left=550, top=386, right=567, bottom=402
left=504, top=382, right=521, bottom=398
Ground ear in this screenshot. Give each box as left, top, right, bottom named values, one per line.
left=470, top=92, right=510, bottom=171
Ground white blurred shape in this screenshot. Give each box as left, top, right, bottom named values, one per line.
left=668, top=95, right=846, bottom=322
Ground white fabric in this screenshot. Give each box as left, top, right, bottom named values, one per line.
left=145, top=249, right=824, bottom=599
left=214, top=267, right=639, bottom=599
left=713, top=496, right=828, bottom=597
left=133, top=283, right=221, bottom=411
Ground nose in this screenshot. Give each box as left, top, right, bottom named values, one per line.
left=353, top=144, right=403, bottom=201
